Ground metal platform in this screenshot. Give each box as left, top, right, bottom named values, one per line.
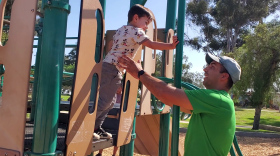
left=24, top=122, right=118, bottom=153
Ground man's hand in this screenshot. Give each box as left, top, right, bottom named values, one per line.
left=117, top=55, right=143, bottom=79
left=172, top=36, right=179, bottom=49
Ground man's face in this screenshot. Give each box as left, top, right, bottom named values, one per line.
left=203, top=61, right=224, bottom=89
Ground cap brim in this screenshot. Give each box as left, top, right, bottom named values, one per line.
left=206, top=53, right=220, bottom=64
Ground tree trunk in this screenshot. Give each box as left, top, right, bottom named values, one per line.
left=227, top=28, right=231, bottom=53
left=233, top=27, right=239, bottom=51
left=252, top=104, right=262, bottom=130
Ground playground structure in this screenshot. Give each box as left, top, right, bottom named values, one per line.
left=0, top=0, right=243, bottom=156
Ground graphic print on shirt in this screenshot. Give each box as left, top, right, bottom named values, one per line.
left=103, top=25, right=149, bottom=71
left=121, top=39, right=128, bottom=46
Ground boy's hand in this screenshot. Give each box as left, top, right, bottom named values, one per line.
left=171, top=36, right=179, bottom=49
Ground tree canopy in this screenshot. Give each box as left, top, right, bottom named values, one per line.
left=233, top=20, right=280, bottom=129
left=185, top=0, right=280, bottom=53
left=153, top=52, right=204, bottom=88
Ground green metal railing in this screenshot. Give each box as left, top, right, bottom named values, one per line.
left=171, top=0, right=186, bottom=155
left=26, top=0, right=71, bottom=155
left=230, top=135, right=244, bottom=156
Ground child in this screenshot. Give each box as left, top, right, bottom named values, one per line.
left=94, top=4, right=179, bottom=139
left=95, top=86, right=122, bottom=156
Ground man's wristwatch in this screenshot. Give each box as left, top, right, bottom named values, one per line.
left=138, top=70, right=145, bottom=79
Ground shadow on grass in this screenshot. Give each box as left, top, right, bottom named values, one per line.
left=246, top=118, right=280, bottom=127
left=235, top=107, right=245, bottom=111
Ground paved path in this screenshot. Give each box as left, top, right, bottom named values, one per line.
left=237, top=108, right=279, bottom=112
left=179, top=127, right=280, bottom=138
left=180, top=120, right=280, bottom=138
left=181, top=120, right=274, bottom=129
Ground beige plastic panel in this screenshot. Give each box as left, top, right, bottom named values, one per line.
left=161, top=29, right=174, bottom=114
left=139, top=19, right=157, bottom=116
left=116, top=45, right=141, bottom=147
left=134, top=114, right=184, bottom=156
left=0, top=0, right=37, bottom=154
left=66, top=0, right=104, bottom=155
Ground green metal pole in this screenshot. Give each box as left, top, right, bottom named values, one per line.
left=0, top=75, right=3, bottom=97
left=99, top=0, right=106, bottom=17
left=30, top=18, right=44, bottom=122
left=130, top=0, right=147, bottom=7
left=171, top=0, right=186, bottom=156
left=159, top=0, right=178, bottom=156
left=119, top=115, right=136, bottom=156
left=29, top=0, right=70, bottom=155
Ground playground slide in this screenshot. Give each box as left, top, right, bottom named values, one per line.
left=134, top=114, right=184, bottom=156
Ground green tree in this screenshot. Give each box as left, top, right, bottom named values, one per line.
left=62, top=64, right=75, bottom=87
left=153, top=52, right=204, bottom=88
left=62, top=47, right=77, bottom=87
left=185, top=0, right=280, bottom=53
left=64, top=47, right=77, bottom=65
left=233, top=21, right=280, bottom=130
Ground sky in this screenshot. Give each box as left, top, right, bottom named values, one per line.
left=31, top=0, right=279, bottom=73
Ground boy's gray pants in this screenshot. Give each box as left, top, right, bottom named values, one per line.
left=94, top=62, right=122, bottom=129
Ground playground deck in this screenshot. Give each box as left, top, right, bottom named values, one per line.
left=24, top=122, right=117, bottom=152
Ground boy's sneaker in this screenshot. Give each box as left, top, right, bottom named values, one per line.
left=93, top=132, right=100, bottom=140
left=94, top=127, right=112, bottom=139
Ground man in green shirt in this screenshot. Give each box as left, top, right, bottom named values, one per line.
left=117, top=52, right=241, bottom=156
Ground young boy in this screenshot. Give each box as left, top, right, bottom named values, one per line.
left=94, top=4, right=179, bottom=139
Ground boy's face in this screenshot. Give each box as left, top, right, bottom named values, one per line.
left=134, top=15, right=151, bottom=31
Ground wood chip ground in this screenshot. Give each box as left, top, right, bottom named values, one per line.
left=92, top=133, right=280, bottom=156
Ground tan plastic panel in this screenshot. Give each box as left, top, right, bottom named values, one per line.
left=66, top=0, right=104, bottom=155
left=139, top=19, right=157, bottom=115
left=0, top=0, right=37, bottom=154
left=134, top=114, right=184, bottom=156
left=116, top=46, right=141, bottom=147
left=164, top=29, right=174, bottom=78
left=161, top=29, right=174, bottom=114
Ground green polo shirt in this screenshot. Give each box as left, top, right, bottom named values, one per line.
left=184, top=89, right=236, bottom=156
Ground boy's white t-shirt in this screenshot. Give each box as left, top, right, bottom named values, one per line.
left=103, top=25, right=149, bottom=72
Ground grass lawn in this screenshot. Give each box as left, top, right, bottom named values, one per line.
left=235, top=107, right=280, bottom=127
left=180, top=122, right=189, bottom=128
left=179, top=107, right=280, bottom=133
left=61, top=95, right=70, bottom=101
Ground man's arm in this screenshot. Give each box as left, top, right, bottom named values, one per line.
left=139, top=72, right=193, bottom=110
left=142, top=36, right=179, bottom=50
left=117, top=56, right=193, bottom=111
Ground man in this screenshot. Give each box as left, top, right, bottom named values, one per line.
left=117, top=53, right=241, bottom=156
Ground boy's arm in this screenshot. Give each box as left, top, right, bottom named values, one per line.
left=142, top=36, right=179, bottom=50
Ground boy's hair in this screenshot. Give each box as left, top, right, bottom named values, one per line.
left=128, top=4, right=153, bottom=23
